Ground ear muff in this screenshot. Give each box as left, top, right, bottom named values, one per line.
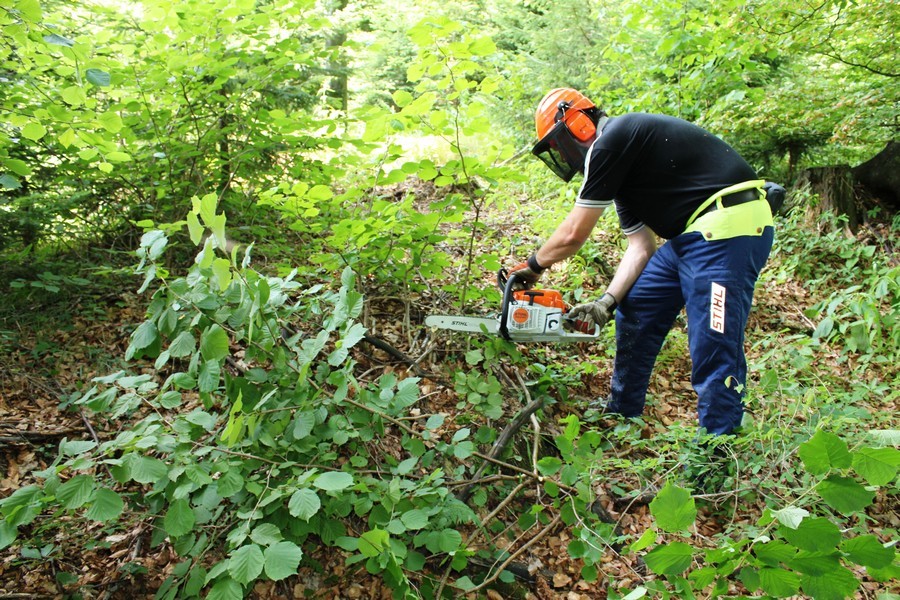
left=564, top=111, right=596, bottom=142
left=555, top=101, right=596, bottom=142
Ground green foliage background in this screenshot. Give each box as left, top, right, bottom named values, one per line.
left=0, top=0, right=897, bottom=598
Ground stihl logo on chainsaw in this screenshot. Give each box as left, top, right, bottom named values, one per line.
left=710, top=282, right=726, bottom=333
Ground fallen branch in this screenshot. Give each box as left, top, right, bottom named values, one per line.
left=0, top=429, right=84, bottom=444
left=456, top=390, right=546, bottom=502
left=466, top=513, right=563, bottom=595
left=361, top=334, right=449, bottom=385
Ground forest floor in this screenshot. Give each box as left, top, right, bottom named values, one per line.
left=0, top=186, right=898, bottom=599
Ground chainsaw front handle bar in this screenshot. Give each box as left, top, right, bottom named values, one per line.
left=497, top=268, right=519, bottom=341
left=497, top=269, right=550, bottom=341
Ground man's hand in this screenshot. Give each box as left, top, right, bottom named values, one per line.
left=507, top=254, right=546, bottom=290
left=567, top=292, right=617, bottom=333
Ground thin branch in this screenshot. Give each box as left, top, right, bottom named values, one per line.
left=466, top=513, right=562, bottom=595
left=456, top=390, right=547, bottom=502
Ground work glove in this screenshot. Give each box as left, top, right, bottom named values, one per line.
left=507, top=254, right=546, bottom=290
left=567, top=292, right=617, bottom=334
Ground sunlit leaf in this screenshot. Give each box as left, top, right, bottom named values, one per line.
left=650, top=482, right=696, bottom=533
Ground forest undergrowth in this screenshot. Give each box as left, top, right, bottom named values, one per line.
left=0, top=183, right=898, bottom=600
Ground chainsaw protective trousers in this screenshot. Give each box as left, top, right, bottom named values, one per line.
left=606, top=226, right=774, bottom=435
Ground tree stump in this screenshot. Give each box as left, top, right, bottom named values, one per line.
left=852, top=141, right=900, bottom=211
left=795, top=166, right=859, bottom=232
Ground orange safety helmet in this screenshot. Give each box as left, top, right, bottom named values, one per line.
left=532, top=88, right=605, bottom=182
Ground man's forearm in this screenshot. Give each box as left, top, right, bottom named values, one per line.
left=606, top=228, right=656, bottom=302
left=534, top=206, right=605, bottom=267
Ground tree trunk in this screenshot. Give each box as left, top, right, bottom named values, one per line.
left=794, top=165, right=859, bottom=232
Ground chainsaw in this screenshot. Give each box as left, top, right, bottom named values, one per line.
left=424, top=269, right=600, bottom=343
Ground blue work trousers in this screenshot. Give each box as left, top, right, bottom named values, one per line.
left=607, top=227, right=774, bottom=434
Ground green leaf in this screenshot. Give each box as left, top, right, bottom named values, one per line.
left=789, top=550, right=841, bottom=575
left=60, top=439, right=96, bottom=456
left=799, top=565, right=859, bottom=600
left=3, top=158, right=31, bottom=176
left=453, top=441, right=474, bottom=459
left=250, top=523, right=282, bottom=546
left=759, top=567, right=801, bottom=597
left=771, top=506, right=809, bottom=530
left=643, top=542, right=693, bottom=575
left=200, top=325, right=230, bottom=361
left=168, top=331, right=196, bottom=358
left=392, top=90, right=413, bottom=107
left=739, top=567, right=760, bottom=593
left=393, top=377, right=419, bottom=408
left=0, top=174, right=20, bottom=190
left=212, top=258, right=232, bottom=291
left=438, top=528, right=463, bottom=553
left=649, top=482, right=696, bottom=533
left=867, top=429, right=900, bottom=446
left=186, top=212, right=203, bottom=245
left=313, top=472, right=353, bottom=492
left=228, top=544, right=264, bottom=584
left=287, top=489, right=321, bottom=521
left=291, top=411, right=316, bottom=440
left=359, top=529, right=389, bottom=558
left=425, top=414, right=445, bottom=430
left=131, top=321, right=159, bottom=350
left=779, top=517, right=841, bottom=552
left=98, top=111, right=122, bottom=133
left=198, top=359, right=221, bottom=392
left=217, top=470, right=244, bottom=497
left=57, top=475, right=95, bottom=509
left=406, top=550, right=426, bottom=571
left=468, top=36, right=496, bottom=56
left=799, top=430, right=852, bottom=475
left=16, top=0, right=42, bottom=21
left=0, top=522, right=16, bottom=551
left=841, top=535, right=894, bottom=568
left=625, top=528, right=657, bottom=554
left=21, top=122, right=46, bottom=141
left=536, top=456, right=562, bottom=476
left=164, top=499, right=196, bottom=538
left=43, top=33, right=74, bottom=46
left=184, top=408, right=216, bottom=432
left=263, top=541, right=303, bottom=580
left=85, top=488, right=123, bottom=521
left=197, top=193, right=218, bottom=226
left=207, top=578, right=242, bottom=600
left=307, top=184, right=333, bottom=200
left=455, top=576, right=475, bottom=591
left=816, top=475, right=875, bottom=515
left=85, top=68, right=111, bottom=87
left=464, top=349, right=483, bottom=365
left=341, top=323, right=367, bottom=350
left=129, top=455, right=168, bottom=484
left=400, top=509, right=429, bottom=530
left=451, top=428, right=470, bottom=443
left=755, top=540, right=797, bottom=566
left=852, top=446, right=899, bottom=486
left=106, top=151, right=132, bottom=163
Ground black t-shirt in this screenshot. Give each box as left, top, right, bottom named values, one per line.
left=576, top=113, right=757, bottom=239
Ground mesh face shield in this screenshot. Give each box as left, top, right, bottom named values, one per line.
left=531, top=121, right=592, bottom=182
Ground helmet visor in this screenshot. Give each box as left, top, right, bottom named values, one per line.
left=531, top=121, right=591, bottom=182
